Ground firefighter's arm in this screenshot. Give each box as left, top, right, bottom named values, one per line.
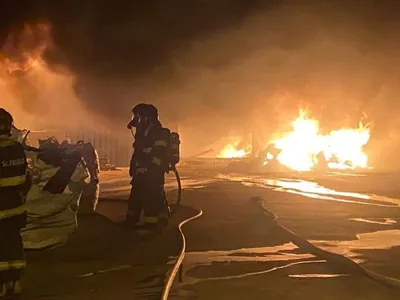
left=147, top=128, right=170, bottom=173
left=129, top=153, right=135, bottom=177
left=22, top=169, right=32, bottom=197
left=16, top=143, right=32, bottom=196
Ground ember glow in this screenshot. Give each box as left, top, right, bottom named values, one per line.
left=266, top=110, right=371, bottom=171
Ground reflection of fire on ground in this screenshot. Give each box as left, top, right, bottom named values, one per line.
left=219, top=110, right=371, bottom=172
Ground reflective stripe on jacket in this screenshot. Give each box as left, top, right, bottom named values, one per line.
left=0, top=137, right=29, bottom=220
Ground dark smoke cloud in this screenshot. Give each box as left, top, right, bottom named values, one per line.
left=2, top=1, right=278, bottom=118
left=2, top=0, right=400, bottom=164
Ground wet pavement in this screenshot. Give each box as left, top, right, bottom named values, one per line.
left=24, top=205, right=199, bottom=300
left=23, top=163, right=400, bottom=299
left=231, top=174, right=400, bottom=281
left=172, top=179, right=400, bottom=299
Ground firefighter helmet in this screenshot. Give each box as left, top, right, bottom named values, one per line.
left=132, top=103, right=148, bottom=116
left=146, top=104, right=159, bottom=121
left=0, top=108, right=13, bottom=136
left=128, top=103, right=159, bottom=129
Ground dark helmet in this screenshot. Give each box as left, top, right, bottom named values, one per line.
left=0, top=108, right=13, bottom=136
left=132, top=103, right=149, bottom=116
left=146, top=104, right=159, bottom=121
left=127, top=103, right=159, bottom=129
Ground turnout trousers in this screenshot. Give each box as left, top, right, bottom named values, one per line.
left=0, top=223, right=24, bottom=299
left=126, top=176, right=170, bottom=227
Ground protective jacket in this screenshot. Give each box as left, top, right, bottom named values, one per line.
left=0, top=135, right=31, bottom=298
left=0, top=136, right=30, bottom=228
left=129, top=124, right=170, bottom=182
left=127, top=123, right=171, bottom=226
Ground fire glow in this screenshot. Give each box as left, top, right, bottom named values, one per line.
left=217, top=137, right=251, bottom=159
left=218, top=144, right=249, bottom=158
left=266, top=110, right=371, bottom=171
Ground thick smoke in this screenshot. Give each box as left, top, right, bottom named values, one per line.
left=0, top=21, right=109, bottom=132
left=2, top=1, right=400, bottom=166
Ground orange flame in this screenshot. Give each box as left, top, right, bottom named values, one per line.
left=217, top=137, right=251, bottom=158
left=266, top=110, right=371, bottom=171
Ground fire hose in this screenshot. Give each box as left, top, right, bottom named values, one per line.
left=160, top=208, right=203, bottom=300
left=169, top=166, right=182, bottom=215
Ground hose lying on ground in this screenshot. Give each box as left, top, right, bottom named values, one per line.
left=161, top=208, right=203, bottom=300
left=261, top=204, right=400, bottom=289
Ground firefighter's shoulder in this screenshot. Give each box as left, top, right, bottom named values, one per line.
left=0, top=139, right=24, bottom=151
left=154, top=127, right=171, bottom=139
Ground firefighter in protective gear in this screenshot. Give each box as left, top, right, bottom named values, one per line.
left=0, top=109, right=31, bottom=299
left=126, top=103, right=171, bottom=231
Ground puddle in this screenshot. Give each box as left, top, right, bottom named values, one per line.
left=327, top=171, right=366, bottom=177
left=349, top=218, right=397, bottom=226
left=185, top=243, right=315, bottom=265
left=79, top=264, right=133, bottom=277
left=288, top=273, right=349, bottom=278
left=165, top=178, right=221, bottom=190
left=311, top=229, right=400, bottom=263
left=280, top=188, right=397, bottom=208
left=78, top=262, right=173, bottom=299
left=264, top=179, right=370, bottom=200
left=181, top=242, right=331, bottom=284
left=231, top=176, right=400, bottom=207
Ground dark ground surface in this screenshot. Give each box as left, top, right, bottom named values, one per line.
left=24, top=203, right=198, bottom=300
left=22, top=163, right=400, bottom=299
left=170, top=181, right=400, bottom=300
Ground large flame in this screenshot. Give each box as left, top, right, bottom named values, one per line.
left=218, top=144, right=248, bottom=158
left=217, top=137, right=251, bottom=158
left=266, top=110, right=371, bottom=171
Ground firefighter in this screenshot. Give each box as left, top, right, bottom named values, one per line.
left=126, top=103, right=171, bottom=232
left=0, top=108, right=31, bottom=299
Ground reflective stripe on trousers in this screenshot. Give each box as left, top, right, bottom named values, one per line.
left=142, top=212, right=169, bottom=224
left=0, top=260, right=26, bottom=271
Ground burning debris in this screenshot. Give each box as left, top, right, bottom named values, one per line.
left=217, top=144, right=250, bottom=158
left=265, top=110, right=371, bottom=172
left=219, top=110, right=371, bottom=172
left=217, top=136, right=252, bottom=158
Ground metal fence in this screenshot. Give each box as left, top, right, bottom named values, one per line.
left=69, top=130, right=132, bottom=167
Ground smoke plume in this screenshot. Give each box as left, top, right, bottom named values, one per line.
left=1, top=0, right=400, bottom=165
